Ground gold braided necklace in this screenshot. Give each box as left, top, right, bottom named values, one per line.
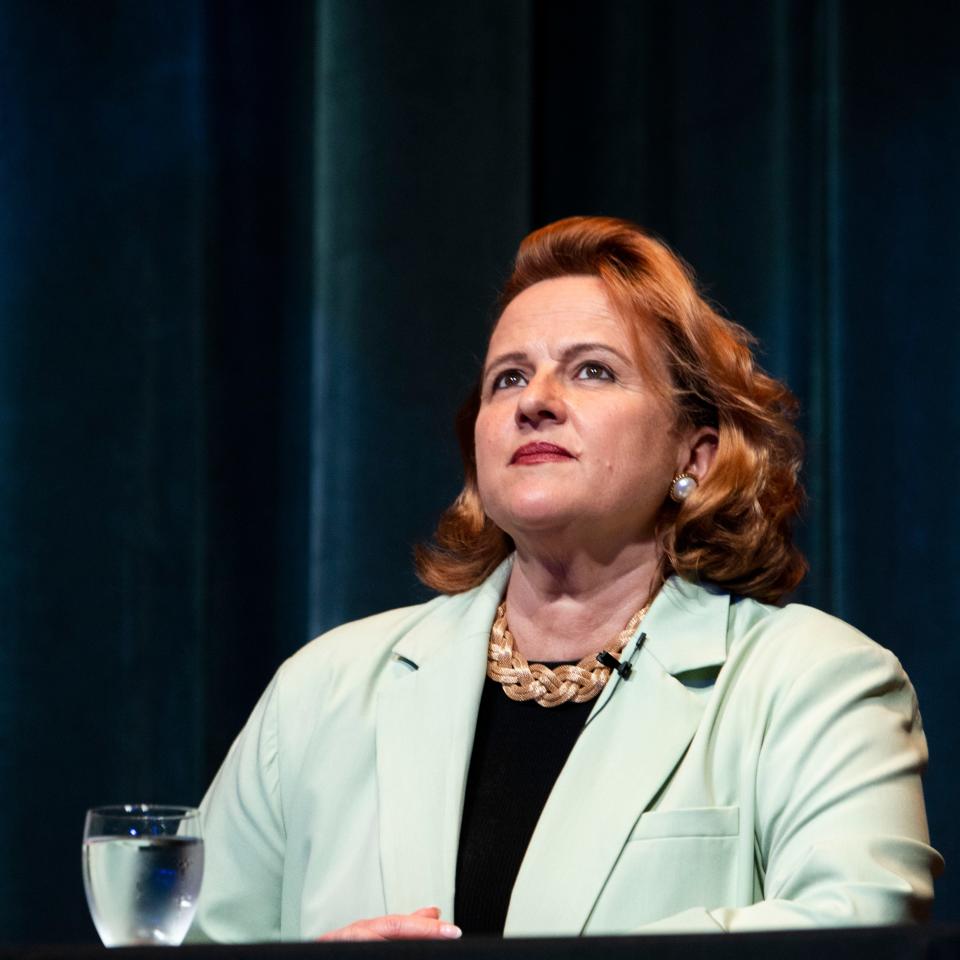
left=486, top=601, right=650, bottom=708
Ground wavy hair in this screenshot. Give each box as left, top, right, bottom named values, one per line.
left=415, top=216, right=806, bottom=603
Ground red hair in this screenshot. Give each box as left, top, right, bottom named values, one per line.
left=415, top=216, right=806, bottom=603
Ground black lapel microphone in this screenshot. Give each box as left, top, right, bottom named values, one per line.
left=597, top=631, right=648, bottom=680
left=596, top=650, right=630, bottom=678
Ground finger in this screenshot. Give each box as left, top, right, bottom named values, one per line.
left=366, top=915, right=462, bottom=940
left=317, top=913, right=462, bottom=942
left=317, top=926, right=387, bottom=942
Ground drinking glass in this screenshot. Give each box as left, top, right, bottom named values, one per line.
left=82, top=804, right=204, bottom=947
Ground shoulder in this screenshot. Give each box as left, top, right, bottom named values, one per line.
left=270, top=574, right=500, bottom=705
left=272, top=595, right=441, bottom=697
left=729, top=594, right=875, bottom=651
left=722, top=593, right=913, bottom=710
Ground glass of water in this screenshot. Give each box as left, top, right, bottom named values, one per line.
left=82, top=804, right=204, bottom=947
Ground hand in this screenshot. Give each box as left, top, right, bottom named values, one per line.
left=317, top=906, right=463, bottom=941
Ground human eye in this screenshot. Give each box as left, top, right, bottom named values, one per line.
left=491, top=368, right=527, bottom=391
left=575, top=361, right=615, bottom=382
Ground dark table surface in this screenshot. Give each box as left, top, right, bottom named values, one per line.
left=4, top=925, right=960, bottom=960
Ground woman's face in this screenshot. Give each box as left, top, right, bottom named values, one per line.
left=475, top=275, right=692, bottom=551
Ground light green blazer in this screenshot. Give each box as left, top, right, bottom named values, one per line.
left=191, top=558, right=942, bottom=941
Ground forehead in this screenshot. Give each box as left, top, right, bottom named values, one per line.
left=488, top=276, right=632, bottom=354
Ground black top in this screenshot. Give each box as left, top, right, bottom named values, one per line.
left=453, top=672, right=593, bottom=935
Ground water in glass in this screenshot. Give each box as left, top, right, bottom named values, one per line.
left=82, top=805, right=203, bottom=947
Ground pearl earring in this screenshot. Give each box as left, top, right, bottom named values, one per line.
left=670, top=473, right=698, bottom=503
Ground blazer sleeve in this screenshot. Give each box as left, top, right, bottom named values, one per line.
left=639, top=641, right=943, bottom=933
left=187, top=672, right=286, bottom=943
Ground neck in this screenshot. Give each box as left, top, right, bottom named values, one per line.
left=504, top=537, right=662, bottom=662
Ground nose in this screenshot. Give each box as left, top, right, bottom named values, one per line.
left=516, top=372, right=567, bottom=428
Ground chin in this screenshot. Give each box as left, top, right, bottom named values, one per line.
left=491, top=498, right=585, bottom=536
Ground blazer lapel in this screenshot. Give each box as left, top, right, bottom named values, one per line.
left=375, top=561, right=512, bottom=921
left=504, top=577, right=730, bottom=936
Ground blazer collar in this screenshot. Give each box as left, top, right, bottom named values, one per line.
left=637, top=573, right=729, bottom=676
left=376, top=557, right=730, bottom=931
left=390, top=556, right=513, bottom=668
left=375, top=558, right=512, bottom=920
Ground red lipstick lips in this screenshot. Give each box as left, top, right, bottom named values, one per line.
left=510, top=442, right=575, bottom=465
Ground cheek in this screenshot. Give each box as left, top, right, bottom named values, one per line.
left=596, top=414, right=677, bottom=483
left=473, top=411, right=499, bottom=489
left=473, top=411, right=491, bottom=457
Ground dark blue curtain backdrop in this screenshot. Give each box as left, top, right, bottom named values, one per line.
left=1, top=0, right=958, bottom=944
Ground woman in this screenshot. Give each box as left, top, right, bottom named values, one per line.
left=191, top=217, right=941, bottom=942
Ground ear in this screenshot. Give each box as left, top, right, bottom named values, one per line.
left=678, top=426, right=719, bottom=482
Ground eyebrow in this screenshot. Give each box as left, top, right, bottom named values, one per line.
left=482, top=341, right=633, bottom=383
